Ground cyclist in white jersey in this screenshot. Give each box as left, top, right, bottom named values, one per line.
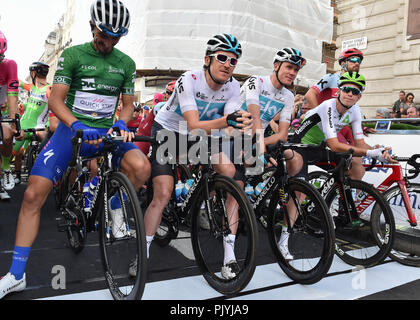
left=137, top=34, right=252, bottom=280
left=279, top=72, right=396, bottom=258
left=291, top=72, right=397, bottom=177
left=238, top=47, right=306, bottom=176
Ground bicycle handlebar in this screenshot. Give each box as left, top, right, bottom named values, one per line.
left=364, top=153, right=420, bottom=179
left=0, top=114, right=21, bottom=136
left=68, top=130, right=157, bottom=167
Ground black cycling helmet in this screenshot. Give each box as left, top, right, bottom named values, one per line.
left=29, top=61, right=49, bottom=77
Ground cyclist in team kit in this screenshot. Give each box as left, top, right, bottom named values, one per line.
left=236, top=48, right=307, bottom=259
left=290, top=72, right=397, bottom=226
left=238, top=47, right=306, bottom=174
left=134, top=33, right=252, bottom=279
left=13, top=62, right=51, bottom=184
left=0, top=0, right=151, bottom=299
left=304, top=48, right=375, bottom=180
left=0, top=30, right=20, bottom=199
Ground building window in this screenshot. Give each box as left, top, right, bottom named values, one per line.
left=407, top=0, right=420, bottom=40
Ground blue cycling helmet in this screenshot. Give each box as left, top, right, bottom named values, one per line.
left=205, top=33, right=242, bottom=59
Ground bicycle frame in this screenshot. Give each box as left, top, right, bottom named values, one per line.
left=315, top=155, right=362, bottom=222
left=362, top=161, right=417, bottom=227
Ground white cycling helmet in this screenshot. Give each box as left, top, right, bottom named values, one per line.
left=90, top=0, right=130, bottom=37
left=205, top=33, right=242, bottom=59
left=274, top=47, right=306, bottom=69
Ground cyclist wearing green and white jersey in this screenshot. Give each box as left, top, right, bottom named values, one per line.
left=0, top=0, right=151, bottom=299
left=291, top=72, right=396, bottom=178
left=13, top=62, right=51, bottom=183
left=274, top=72, right=396, bottom=259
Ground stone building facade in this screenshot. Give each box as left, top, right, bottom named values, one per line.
left=336, top=0, right=420, bottom=117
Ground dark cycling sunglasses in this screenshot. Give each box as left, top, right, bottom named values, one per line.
left=98, top=23, right=128, bottom=38
left=209, top=53, right=238, bottom=67
left=348, top=57, right=362, bottom=64
left=290, top=56, right=307, bottom=68
left=340, top=86, right=361, bottom=95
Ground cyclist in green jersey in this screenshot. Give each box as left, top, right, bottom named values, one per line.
left=0, top=0, right=151, bottom=299
left=13, top=62, right=51, bottom=183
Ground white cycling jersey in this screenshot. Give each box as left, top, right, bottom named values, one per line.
left=239, top=75, right=294, bottom=130
left=155, top=70, right=240, bottom=134
left=293, top=98, right=364, bottom=145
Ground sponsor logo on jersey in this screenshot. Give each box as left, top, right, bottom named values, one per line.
left=57, top=57, right=64, bottom=71
left=44, top=149, right=55, bottom=165
left=81, top=65, right=97, bottom=71
left=81, top=78, right=119, bottom=93
left=196, top=92, right=208, bottom=100
left=248, top=76, right=257, bottom=90
left=191, top=74, right=197, bottom=80
left=108, top=66, right=124, bottom=75
left=82, top=78, right=96, bottom=91
left=328, top=107, right=333, bottom=128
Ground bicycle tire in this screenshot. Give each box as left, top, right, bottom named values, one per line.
left=267, top=177, right=335, bottom=284
left=98, top=172, right=147, bottom=300
left=24, top=143, right=36, bottom=175
left=154, top=164, right=192, bottom=247
left=385, top=183, right=420, bottom=267
left=324, top=179, right=395, bottom=267
left=190, top=175, right=258, bottom=295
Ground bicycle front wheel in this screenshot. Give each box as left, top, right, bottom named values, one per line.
left=267, top=178, right=335, bottom=284
left=98, top=172, right=147, bottom=300
left=325, top=179, right=395, bottom=267
left=385, top=183, right=420, bottom=267
left=190, top=175, right=258, bottom=295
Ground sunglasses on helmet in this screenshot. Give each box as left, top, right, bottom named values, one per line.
left=209, top=53, right=238, bottom=67
left=340, top=86, right=361, bottom=96
left=290, top=55, right=306, bottom=68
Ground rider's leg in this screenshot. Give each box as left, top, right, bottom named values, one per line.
left=120, top=148, right=151, bottom=190
left=346, top=156, right=365, bottom=180
left=144, top=174, right=173, bottom=257
left=212, top=153, right=240, bottom=267
left=11, top=176, right=52, bottom=279
left=1, top=124, right=15, bottom=190
left=0, top=124, right=13, bottom=163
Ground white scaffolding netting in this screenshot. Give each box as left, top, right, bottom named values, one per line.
left=68, top=0, right=333, bottom=100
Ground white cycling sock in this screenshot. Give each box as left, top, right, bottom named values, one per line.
left=223, top=234, right=236, bottom=265
left=146, top=235, right=154, bottom=259
left=278, top=226, right=289, bottom=247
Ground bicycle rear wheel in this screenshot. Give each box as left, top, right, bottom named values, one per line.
left=325, top=179, right=395, bottom=267
left=267, top=178, right=335, bottom=284
left=98, top=172, right=147, bottom=300
left=385, top=183, right=420, bottom=267
left=190, top=175, right=258, bottom=295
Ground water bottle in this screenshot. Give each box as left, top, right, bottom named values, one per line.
left=254, top=181, right=265, bottom=198
left=83, top=176, right=99, bottom=212
left=182, top=179, right=194, bottom=199
left=175, top=180, right=184, bottom=203
left=245, top=184, right=254, bottom=201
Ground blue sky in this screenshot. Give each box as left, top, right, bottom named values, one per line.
left=0, top=0, right=67, bottom=79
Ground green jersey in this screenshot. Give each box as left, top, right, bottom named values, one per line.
left=19, top=82, right=50, bottom=129
left=53, top=42, right=136, bottom=128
